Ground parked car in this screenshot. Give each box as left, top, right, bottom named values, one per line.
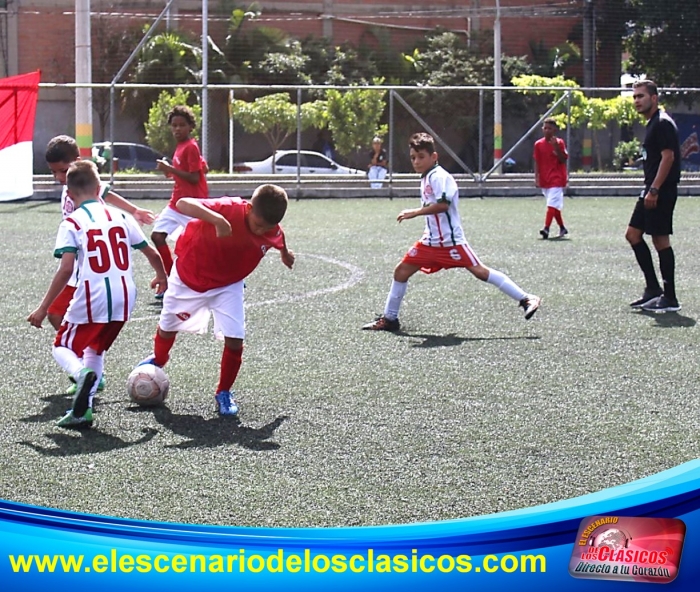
left=92, top=142, right=166, bottom=172
left=233, top=150, right=363, bottom=175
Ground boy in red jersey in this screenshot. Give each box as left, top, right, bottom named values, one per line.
left=137, top=184, right=294, bottom=416
left=152, top=105, right=209, bottom=296
left=533, top=118, right=569, bottom=239
left=28, top=161, right=167, bottom=428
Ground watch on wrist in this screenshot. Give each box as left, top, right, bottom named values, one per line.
left=649, top=187, right=659, bottom=196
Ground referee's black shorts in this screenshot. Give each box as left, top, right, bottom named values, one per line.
left=629, top=188, right=677, bottom=236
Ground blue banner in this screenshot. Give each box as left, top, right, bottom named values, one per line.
left=3, top=459, right=700, bottom=590
left=672, top=113, right=700, bottom=171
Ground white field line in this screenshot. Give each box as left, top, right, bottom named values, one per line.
left=9, top=254, right=365, bottom=332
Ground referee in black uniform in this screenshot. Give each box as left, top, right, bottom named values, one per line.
left=625, top=80, right=682, bottom=313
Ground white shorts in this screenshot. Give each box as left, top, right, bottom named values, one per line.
left=152, top=205, right=192, bottom=236
left=542, top=187, right=564, bottom=210
left=159, top=263, right=245, bottom=339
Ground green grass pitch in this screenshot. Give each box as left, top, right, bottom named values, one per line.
left=1, top=195, right=699, bottom=527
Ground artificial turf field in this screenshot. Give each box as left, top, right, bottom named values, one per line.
left=1, top=195, right=699, bottom=528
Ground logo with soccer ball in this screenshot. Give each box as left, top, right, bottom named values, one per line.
left=126, top=365, right=170, bottom=407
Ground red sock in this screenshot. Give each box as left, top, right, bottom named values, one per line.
left=544, top=206, right=556, bottom=228
left=153, top=329, right=175, bottom=367
left=217, top=346, right=243, bottom=393
left=552, top=208, right=564, bottom=227
left=156, top=243, right=173, bottom=276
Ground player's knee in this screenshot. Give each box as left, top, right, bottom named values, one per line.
left=393, top=265, right=411, bottom=282
left=224, top=338, right=243, bottom=351
left=625, top=227, right=641, bottom=245
left=151, top=231, right=167, bottom=245
left=470, top=265, right=489, bottom=281
left=652, top=235, right=670, bottom=251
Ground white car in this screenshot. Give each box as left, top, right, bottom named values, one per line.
left=233, top=150, right=363, bottom=175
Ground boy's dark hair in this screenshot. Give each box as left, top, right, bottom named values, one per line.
left=46, top=135, right=80, bottom=163
left=409, top=132, right=435, bottom=154
left=66, top=160, right=100, bottom=196
left=633, top=79, right=658, bottom=96
left=251, top=184, right=288, bottom=225
left=168, top=105, right=197, bottom=127
left=543, top=117, right=558, bottom=128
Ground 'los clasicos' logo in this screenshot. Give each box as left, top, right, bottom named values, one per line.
left=569, top=515, right=685, bottom=584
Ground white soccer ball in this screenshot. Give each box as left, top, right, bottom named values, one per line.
left=127, top=364, right=170, bottom=407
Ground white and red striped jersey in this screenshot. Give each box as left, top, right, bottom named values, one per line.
left=60, top=182, right=111, bottom=286
left=54, top=201, right=148, bottom=324
left=418, top=164, right=466, bottom=247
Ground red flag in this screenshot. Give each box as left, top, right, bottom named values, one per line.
left=0, top=70, right=40, bottom=201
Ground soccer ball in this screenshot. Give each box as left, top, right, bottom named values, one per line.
left=127, top=364, right=170, bottom=407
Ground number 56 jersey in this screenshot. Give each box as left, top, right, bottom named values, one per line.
left=54, top=201, right=148, bottom=324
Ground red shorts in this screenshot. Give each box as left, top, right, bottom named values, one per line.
left=54, top=321, right=126, bottom=356
left=47, top=285, right=76, bottom=318
left=401, top=241, right=481, bottom=274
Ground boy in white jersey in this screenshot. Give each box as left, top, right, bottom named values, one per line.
left=45, top=135, right=156, bottom=395
left=363, top=132, right=541, bottom=331
left=28, top=161, right=167, bottom=428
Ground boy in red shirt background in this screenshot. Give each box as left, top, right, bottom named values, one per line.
left=153, top=105, right=209, bottom=297
left=533, top=118, right=569, bottom=239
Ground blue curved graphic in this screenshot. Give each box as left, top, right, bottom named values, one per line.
left=3, top=459, right=700, bottom=590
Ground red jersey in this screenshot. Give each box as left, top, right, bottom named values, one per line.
left=175, top=197, right=286, bottom=292
left=168, top=137, right=208, bottom=210
left=533, top=137, right=568, bottom=188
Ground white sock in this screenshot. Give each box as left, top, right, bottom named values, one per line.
left=486, top=269, right=527, bottom=302
left=52, top=346, right=83, bottom=382
left=383, top=280, right=407, bottom=320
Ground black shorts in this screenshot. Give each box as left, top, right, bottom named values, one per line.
left=628, top=189, right=677, bottom=236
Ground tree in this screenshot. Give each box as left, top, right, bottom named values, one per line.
left=125, top=30, right=227, bottom=131
left=624, top=0, right=700, bottom=89
left=230, top=93, right=326, bottom=171
left=145, top=89, right=202, bottom=156
left=402, top=31, right=531, bottom=169
left=512, top=74, right=644, bottom=169
left=325, top=84, right=388, bottom=162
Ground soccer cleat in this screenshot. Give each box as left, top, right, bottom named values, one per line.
left=630, top=289, right=663, bottom=309
left=641, top=295, right=681, bottom=313
left=57, top=408, right=94, bottom=429
left=215, top=390, right=239, bottom=416
left=137, top=354, right=162, bottom=368
left=558, top=227, right=569, bottom=238
left=520, top=295, right=541, bottom=320
left=71, top=368, right=97, bottom=419
left=539, top=228, right=549, bottom=240
left=154, top=291, right=166, bottom=300
left=97, top=373, right=106, bottom=392
left=65, top=381, right=77, bottom=396
left=361, top=315, right=401, bottom=332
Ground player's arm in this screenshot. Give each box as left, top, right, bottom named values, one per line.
left=157, top=146, right=202, bottom=185
left=138, top=244, right=168, bottom=293
left=645, top=148, right=675, bottom=209
left=397, top=200, right=449, bottom=222
left=176, top=198, right=232, bottom=237
left=277, top=230, right=295, bottom=269
left=551, top=138, right=568, bottom=163
left=27, top=253, right=75, bottom=328
left=533, top=155, right=540, bottom=187
left=162, top=164, right=200, bottom=185
left=104, top=190, right=156, bottom=225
